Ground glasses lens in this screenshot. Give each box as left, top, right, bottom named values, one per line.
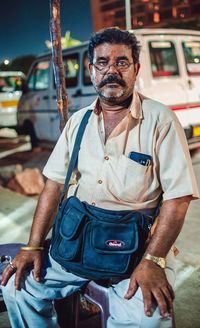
left=94, top=62, right=131, bottom=74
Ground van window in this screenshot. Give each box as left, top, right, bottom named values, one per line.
left=182, top=41, right=200, bottom=76
left=0, top=75, right=23, bottom=93
left=149, top=41, right=179, bottom=78
left=83, top=51, right=92, bottom=86
left=28, top=61, right=49, bottom=90
left=63, top=53, right=79, bottom=87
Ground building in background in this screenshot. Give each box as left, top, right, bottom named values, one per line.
left=91, top=0, right=200, bottom=31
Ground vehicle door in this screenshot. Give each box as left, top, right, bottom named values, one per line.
left=181, top=38, right=200, bottom=133
left=182, top=38, right=200, bottom=101
left=18, top=59, right=52, bottom=140
left=49, top=52, right=82, bottom=141
left=79, top=50, right=96, bottom=108
left=140, top=35, right=188, bottom=106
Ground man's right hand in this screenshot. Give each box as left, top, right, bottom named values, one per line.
left=1, top=250, right=43, bottom=290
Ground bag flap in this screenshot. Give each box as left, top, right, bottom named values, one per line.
left=91, top=221, right=139, bottom=254
left=60, top=206, right=85, bottom=240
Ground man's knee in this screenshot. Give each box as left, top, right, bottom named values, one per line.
left=108, top=280, right=173, bottom=327
left=140, top=307, right=173, bottom=328
left=1, top=274, right=18, bottom=309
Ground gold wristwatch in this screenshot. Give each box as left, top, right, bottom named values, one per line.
left=144, top=253, right=166, bottom=269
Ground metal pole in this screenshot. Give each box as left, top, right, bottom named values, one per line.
left=125, top=0, right=132, bottom=30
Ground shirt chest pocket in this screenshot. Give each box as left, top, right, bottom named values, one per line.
left=109, top=154, right=152, bottom=202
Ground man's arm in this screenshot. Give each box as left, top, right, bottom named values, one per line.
left=125, top=195, right=191, bottom=317
left=28, top=178, right=63, bottom=247
left=1, top=178, right=63, bottom=290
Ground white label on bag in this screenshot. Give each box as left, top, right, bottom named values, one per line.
left=105, top=240, right=125, bottom=248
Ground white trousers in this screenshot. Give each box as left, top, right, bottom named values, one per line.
left=2, top=251, right=176, bottom=328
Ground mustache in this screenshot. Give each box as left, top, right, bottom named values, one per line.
left=98, top=75, right=126, bottom=88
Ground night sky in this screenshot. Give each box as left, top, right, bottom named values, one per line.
left=0, top=0, right=93, bottom=63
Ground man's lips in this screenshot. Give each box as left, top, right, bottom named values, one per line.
left=103, top=82, right=121, bottom=87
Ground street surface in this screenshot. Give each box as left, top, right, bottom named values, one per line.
left=0, top=144, right=200, bottom=328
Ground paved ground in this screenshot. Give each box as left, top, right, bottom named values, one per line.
left=0, top=147, right=200, bottom=328
left=173, top=150, right=200, bottom=328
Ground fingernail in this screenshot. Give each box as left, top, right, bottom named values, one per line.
left=146, top=311, right=152, bottom=317
left=163, top=312, right=169, bottom=318
left=124, top=293, right=130, bottom=299
left=36, top=277, right=40, bottom=282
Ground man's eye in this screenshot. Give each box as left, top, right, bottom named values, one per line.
left=98, top=61, right=108, bottom=67
left=117, top=61, right=128, bottom=67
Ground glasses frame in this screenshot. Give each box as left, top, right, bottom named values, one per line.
left=93, top=62, right=134, bottom=74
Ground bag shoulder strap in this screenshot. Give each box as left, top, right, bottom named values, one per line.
left=60, top=110, right=92, bottom=203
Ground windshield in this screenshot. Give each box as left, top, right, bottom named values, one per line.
left=182, top=41, right=200, bottom=76
left=28, top=61, right=49, bottom=90
left=0, top=75, right=23, bottom=93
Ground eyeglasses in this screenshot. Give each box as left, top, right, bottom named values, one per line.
left=93, top=60, right=134, bottom=74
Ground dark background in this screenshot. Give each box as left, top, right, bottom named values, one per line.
left=0, top=0, right=92, bottom=64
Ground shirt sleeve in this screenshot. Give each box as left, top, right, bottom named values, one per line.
left=157, top=116, right=199, bottom=201
left=42, top=124, right=69, bottom=184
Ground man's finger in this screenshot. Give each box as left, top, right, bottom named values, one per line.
left=1, top=265, right=16, bottom=286
left=153, top=289, right=169, bottom=318
left=33, top=256, right=42, bottom=282
left=14, top=268, right=24, bottom=290
left=162, top=287, right=174, bottom=312
left=142, top=289, right=152, bottom=316
left=167, top=284, right=175, bottom=300
left=124, top=278, right=138, bottom=299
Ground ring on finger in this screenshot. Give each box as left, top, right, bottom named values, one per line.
left=9, top=261, right=17, bottom=272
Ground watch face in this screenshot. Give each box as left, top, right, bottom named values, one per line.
left=158, top=258, right=166, bottom=268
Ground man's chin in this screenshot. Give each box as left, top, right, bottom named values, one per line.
left=99, top=91, right=125, bottom=103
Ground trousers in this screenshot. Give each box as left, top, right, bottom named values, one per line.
left=2, top=251, right=176, bottom=328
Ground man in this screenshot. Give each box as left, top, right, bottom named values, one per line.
left=1, top=28, right=199, bottom=328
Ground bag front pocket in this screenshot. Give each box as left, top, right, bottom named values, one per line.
left=56, top=205, right=86, bottom=261
left=82, top=220, right=139, bottom=274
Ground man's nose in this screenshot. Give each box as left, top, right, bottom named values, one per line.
left=106, top=64, right=119, bottom=74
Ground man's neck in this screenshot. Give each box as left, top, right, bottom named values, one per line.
left=98, top=94, right=133, bottom=141
left=99, top=94, right=133, bottom=115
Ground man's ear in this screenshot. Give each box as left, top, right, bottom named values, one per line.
left=88, top=63, right=93, bottom=77
left=134, top=63, right=140, bottom=76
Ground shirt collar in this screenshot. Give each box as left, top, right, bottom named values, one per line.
left=129, top=91, right=143, bottom=119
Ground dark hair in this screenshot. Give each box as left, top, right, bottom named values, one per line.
left=88, top=27, right=141, bottom=64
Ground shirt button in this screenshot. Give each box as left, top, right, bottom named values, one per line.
left=91, top=202, right=96, bottom=206
left=98, top=179, right=103, bottom=184
left=104, top=155, right=109, bottom=160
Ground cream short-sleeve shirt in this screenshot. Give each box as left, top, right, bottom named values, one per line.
left=43, top=91, right=199, bottom=211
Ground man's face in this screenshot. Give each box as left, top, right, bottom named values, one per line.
left=89, top=43, right=140, bottom=104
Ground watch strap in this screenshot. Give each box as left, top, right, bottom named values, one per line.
left=144, top=253, right=166, bottom=269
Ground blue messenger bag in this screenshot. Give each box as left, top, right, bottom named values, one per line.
left=50, top=110, right=159, bottom=280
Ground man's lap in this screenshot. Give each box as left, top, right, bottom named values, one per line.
left=2, top=251, right=176, bottom=327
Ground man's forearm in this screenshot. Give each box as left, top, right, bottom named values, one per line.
left=27, top=179, right=63, bottom=247
left=146, top=196, right=191, bottom=257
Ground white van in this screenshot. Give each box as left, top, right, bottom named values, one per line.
left=0, top=71, right=25, bottom=127
left=17, top=29, right=200, bottom=148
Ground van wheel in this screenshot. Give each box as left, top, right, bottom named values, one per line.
left=22, top=120, right=39, bottom=148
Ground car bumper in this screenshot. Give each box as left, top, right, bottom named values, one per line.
left=0, top=108, right=17, bottom=127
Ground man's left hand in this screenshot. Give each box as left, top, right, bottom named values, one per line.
left=124, top=259, right=175, bottom=318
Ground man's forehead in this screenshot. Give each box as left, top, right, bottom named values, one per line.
left=93, top=43, right=132, bottom=59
